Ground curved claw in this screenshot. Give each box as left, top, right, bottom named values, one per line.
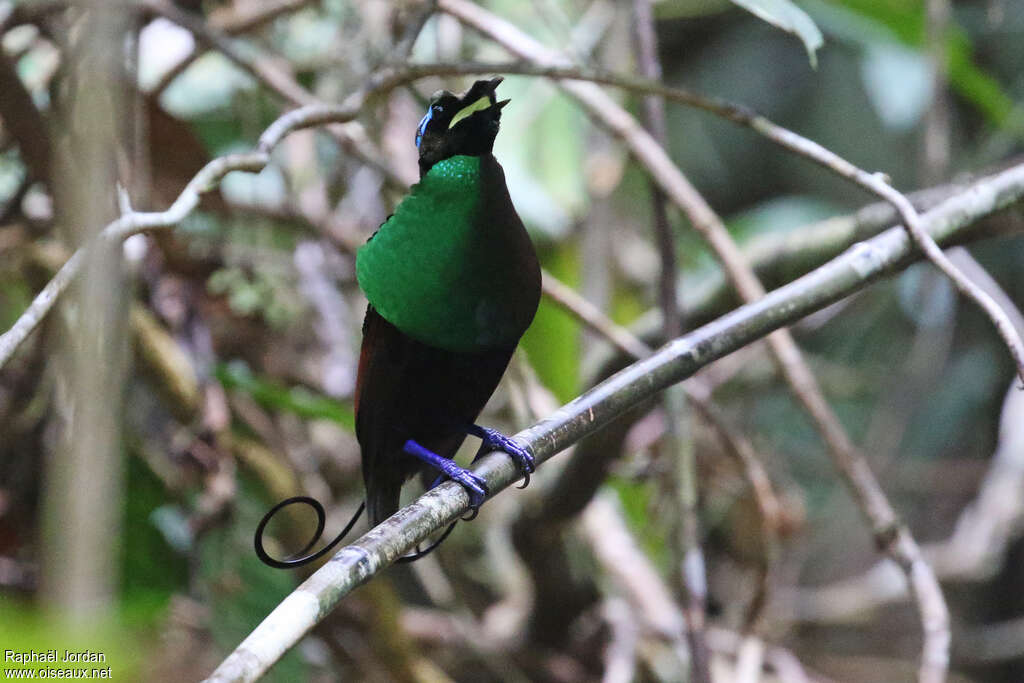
left=469, top=426, right=536, bottom=488
left=449, top=467, right=489, bottom=512
left=403, top=439, right=490, bottom=521
left=396, top=522, right=459, bottom=563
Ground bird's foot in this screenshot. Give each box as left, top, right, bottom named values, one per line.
left=467, top=425, right=535, bottom=489
left=403, top=440, right=489, bottom=515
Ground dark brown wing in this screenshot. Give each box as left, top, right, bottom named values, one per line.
left=355, top=305, right=517, bottom=526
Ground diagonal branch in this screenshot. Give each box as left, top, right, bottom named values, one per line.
left=432, top=2, right=952, bottom=678
left=204, top=161, right=1024, bottom=683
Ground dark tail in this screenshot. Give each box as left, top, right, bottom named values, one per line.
left=365, top=470, right=403, bottom=527
left=362, top=434, right=464, bottom=527
left=254, top=498, right=365, bottom=569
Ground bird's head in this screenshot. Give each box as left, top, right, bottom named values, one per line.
left=415, top=77, right=509, bottom=175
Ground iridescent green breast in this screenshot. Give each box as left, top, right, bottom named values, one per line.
left=356, top=155, right=535, bottom=353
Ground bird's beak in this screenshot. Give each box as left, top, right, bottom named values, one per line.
left=483, top=76, right=504, bottom=98
left=447, top=78, right=508, bottom=129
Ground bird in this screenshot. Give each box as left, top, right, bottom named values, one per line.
left=355, top=77, right=541, bottom=528
left=254, top=77, right=541, bottom=569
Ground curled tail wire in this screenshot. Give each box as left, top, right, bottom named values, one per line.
left=254, top=498, right=365, bottom=569
left=254, top=497, right=455, bottom=568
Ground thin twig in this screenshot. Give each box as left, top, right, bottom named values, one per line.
left=0, top=153, right=268, bottom=368
left=747, top=119, right=1024, bottom=390
left=0, top=70, right=409, bottom=370
left=392, top=0, right=436, bottom=61
left=617, top=171, right=1023, bottom=358
left=541, top=271, right=651, bottom=360
left=207, top=0, right=317, bottom=35
left=142, top=0, right=414, bottom=189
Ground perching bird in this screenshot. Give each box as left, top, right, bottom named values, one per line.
left=354, top=77, right=541, bottom=528
left=254, top=78, right=539, bottom=568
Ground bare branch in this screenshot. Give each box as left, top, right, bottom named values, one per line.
left=205, top=162, right=1024, bottom=682
left=792, top=379, right=1024, bottom=622
left=541, top=271, right=651, bottom=360
left=742, top=117, right=1024, bottom=388
left=433, top=2, right=951, bottom=678
left=543, top=268, right=783, bottom=635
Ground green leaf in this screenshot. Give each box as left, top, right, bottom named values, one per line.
left=728, top=0, right=824, bottom=66
left=946, top=31, right=1015, bottom=127
left=519, top=243, right=580, bottom=403
left=215, top=361, right=355, bottom=430
left=804, top=0, right=1017, bottom=130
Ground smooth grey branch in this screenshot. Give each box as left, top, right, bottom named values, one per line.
left=205, top=161, right=1024, bottom=683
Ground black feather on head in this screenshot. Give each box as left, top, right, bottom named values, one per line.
left=416, top=77, right=509, bottom=175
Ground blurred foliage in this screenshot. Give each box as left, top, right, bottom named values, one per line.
left=216, top=361, right=355, bottom=429
left=728, top=0, right=824, bottom=66
left=199, top=473, right=310, bottom=683
left=520, top=242, right=581, bottom=402
left=0, top=603, right=143, bottom=680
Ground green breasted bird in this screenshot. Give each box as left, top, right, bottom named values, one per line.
left=253, top=78, right=539, bottom=568
left=354, top=78, right=541, bottom=528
